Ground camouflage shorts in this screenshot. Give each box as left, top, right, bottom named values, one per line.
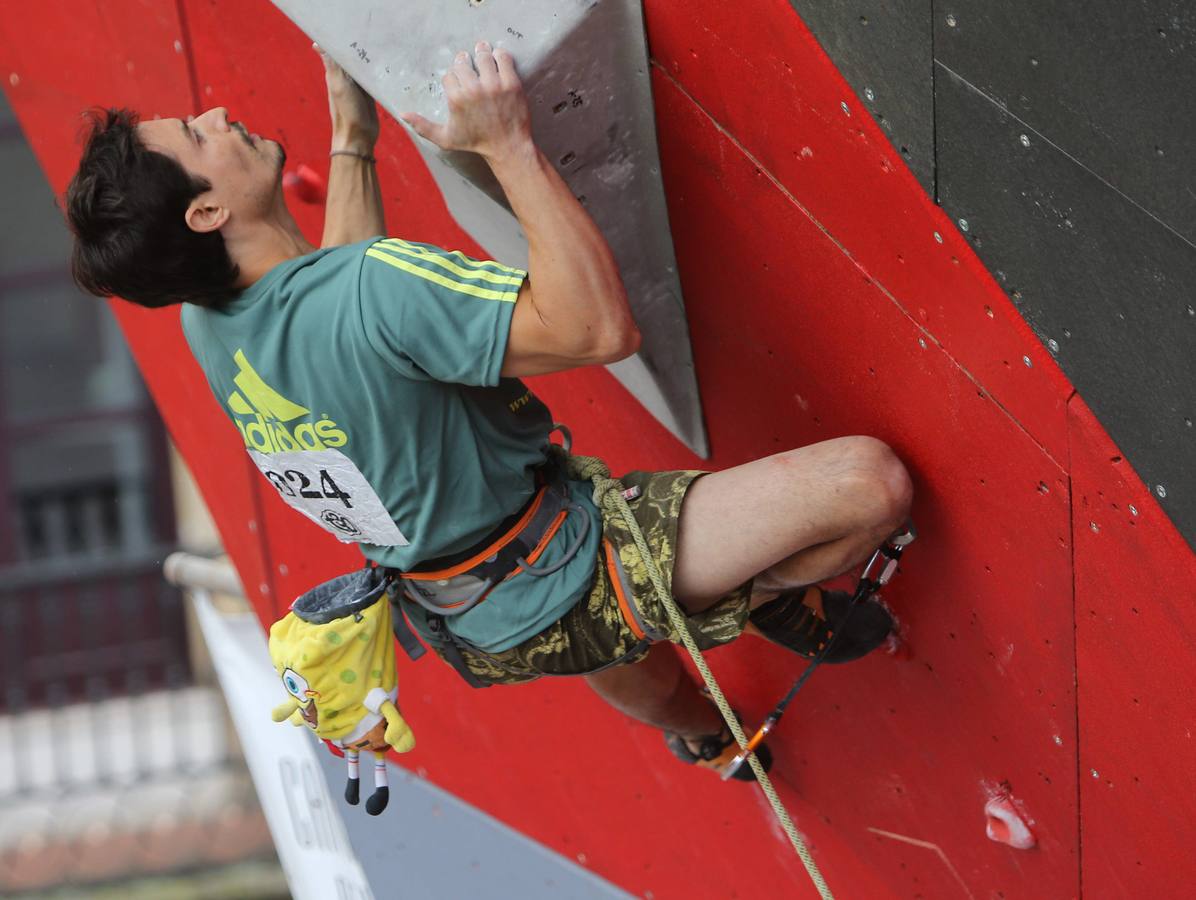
left=433, top=469, right=753, bottom=686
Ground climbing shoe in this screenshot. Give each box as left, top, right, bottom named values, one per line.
left=664, top=707, right=773, bottom=782
left=750, top=586, right=894, bottom=664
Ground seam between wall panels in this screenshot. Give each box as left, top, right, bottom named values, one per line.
left=935, top=61, right=1196, bottom=252
left=1066, top=390, right=1084, bottom=900
left=652, top=61, right=1069, bottom=472
left=174, top=0, right=203, bottom=116
left=930, top=0, right=939, bottom=204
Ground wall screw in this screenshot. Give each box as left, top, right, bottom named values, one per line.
left=1020, top=134, right=1031, bottom=147
left=934, top=231, right=943, bottom=243
left=946, top=14, right=957, bottom=27
left=1023, top=356, right=1033, bottom=367
left=1090, top=522, right=1100, bottom=533
left=1091, top=769, right=1100, bottom=778
left=1156, top=485, right=1167, bottom=498
left=1047, top=338, right=1059, bottom=353
left=959, top=218, right=970, bottom=232
left=1054, top=736, right=1063, bottom=745
left=1129, top=505, right=1138, bottom=516
left=841, top=101, right=851, bottom=115
left=864, top=87, right=875, bottom=102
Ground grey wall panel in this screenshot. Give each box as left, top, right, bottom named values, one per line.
left=936, top=66, right=1195, bottom=545
left=935, top=1, right=1196, bottom=246
left=790, top=0, right=934, bottom=193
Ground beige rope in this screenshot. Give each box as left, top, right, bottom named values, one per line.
left=559, top=450, right=834, bottom=900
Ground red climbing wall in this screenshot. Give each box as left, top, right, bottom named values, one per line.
left=3, top=0, right=1193, bottom=897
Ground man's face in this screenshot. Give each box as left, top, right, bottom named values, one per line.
left=138, top=107, right=286, bottom=233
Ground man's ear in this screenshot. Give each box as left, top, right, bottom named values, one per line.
left=185, top=200, right=230, bottom=234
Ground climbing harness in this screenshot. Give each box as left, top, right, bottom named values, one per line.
left=385, top=427, right=593, bottom=687
left=721, top=522, right=917, bottom=781
left=398, top=461, right=590, bottom=616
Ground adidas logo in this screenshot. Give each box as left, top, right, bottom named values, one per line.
left=227, top=350, right=348, bottom=453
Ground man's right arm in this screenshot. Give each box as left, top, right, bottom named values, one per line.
left=399, top=42, right=640, bottom=378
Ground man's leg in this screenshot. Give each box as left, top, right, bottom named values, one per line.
left=582, top=436, right=912, bottom=747
left=671, top=436, right=913, bottom=611
left=583, top=642, right=722, bottom=745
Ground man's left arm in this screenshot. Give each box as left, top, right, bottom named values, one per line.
left=317, top=45, right=386, bottom=247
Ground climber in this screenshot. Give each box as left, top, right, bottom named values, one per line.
left=62, top=41, right=912, bottom=779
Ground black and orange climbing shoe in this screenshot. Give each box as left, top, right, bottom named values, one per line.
left=664, top=713, right=774, bottom=782
left=750, top=586, right=894, bottom=664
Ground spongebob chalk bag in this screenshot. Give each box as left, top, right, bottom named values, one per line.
left=269, top=568, right=415, bottom=815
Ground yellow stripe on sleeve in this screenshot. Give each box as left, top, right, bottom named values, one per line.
left=441, top=248, right=526, bottom=277
left=376, top=240, right=525, bottom=286
left=385, top=239, right=526, bottom=277
left=365, top=248, right=520, bottom=302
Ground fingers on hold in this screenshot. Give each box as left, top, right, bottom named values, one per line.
left=474, top=43, right=497, bottom=75
left=452, top=50, right=478, bottom=82
left=494, top=47, right=519, bottom=85
left=442, top=69, right=462, bottom=95
left=402, top=114, right=444, bottom=145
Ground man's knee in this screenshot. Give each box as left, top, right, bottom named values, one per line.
left=839, top=436, right=913, bottom=531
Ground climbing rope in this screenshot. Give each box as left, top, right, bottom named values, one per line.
left=558, top=449, right=835, bottom=900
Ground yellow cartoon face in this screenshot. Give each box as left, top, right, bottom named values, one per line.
left=281, top=667, right=314, bottom=702
left=268, top=596, right=398, bottom=741
left=280, top=667, right=320, bottom=728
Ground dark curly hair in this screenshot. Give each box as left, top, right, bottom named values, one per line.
left=64, top=108, right=239, bottom=308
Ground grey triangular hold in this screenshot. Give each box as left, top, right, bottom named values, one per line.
left=271, top=0, right=709, bottom=457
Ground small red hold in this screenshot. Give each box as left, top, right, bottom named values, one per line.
left=283, top=163, right=326, bottom=204
left=984, top=793, right=1036, bottom=849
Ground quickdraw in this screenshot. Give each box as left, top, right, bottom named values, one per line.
left=721, top=521, right=918, bottom=780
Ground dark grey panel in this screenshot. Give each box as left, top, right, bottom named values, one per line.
left=937, top=66, right=1196, bottom=547
left=935, top=1, right=1196, bottom=245
left=790, top=0, right=934, bottom=193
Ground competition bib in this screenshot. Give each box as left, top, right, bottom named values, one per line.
left=248, top=448, right=409, bottom=546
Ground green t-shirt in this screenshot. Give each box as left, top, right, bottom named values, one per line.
left=181, top=235, right=600, bottom=652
